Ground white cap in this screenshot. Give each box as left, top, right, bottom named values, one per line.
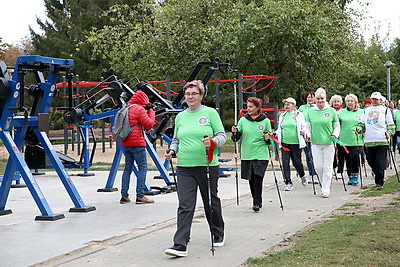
left=370, top=91, right=382, bottom=100
left=283, top=97, right=296, bottom=105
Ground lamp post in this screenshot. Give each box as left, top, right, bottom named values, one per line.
left=384, top=61, right=395, bottom=101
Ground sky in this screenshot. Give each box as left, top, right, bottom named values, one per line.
left=0, top=0, right=399, bottom=45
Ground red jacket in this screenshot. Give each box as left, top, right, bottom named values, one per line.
left=121, top=91, right=155, bottom=147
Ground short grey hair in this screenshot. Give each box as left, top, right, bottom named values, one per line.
left=329, top=94, right=343, bottom=106
left=183, top=80, right=205, bottom=95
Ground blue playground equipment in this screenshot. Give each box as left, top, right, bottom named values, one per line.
left=0, top=55, right=95, bottom=220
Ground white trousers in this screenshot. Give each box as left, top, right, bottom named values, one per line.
left=311, top=144, right=335, bottom=195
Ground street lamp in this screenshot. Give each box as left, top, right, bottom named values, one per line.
left=384, top=61, right=395, bottom=101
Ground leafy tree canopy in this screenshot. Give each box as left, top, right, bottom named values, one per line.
left=87, top=0, right=365, bottom=104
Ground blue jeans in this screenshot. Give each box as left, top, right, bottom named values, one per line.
left=121, top=146, right=147, bottom=199
left=303, top=143, right=316, bottom=176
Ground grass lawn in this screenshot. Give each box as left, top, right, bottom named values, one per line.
left=246, top=175, right=400, bottom=266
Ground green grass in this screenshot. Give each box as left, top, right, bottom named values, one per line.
left=246, top=175, right=400, bottom=266
left=361, top=174, right=400, bottom=197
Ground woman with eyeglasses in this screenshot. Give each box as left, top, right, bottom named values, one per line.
left=231, top=97, right=271, bottom=212
left=304, top=88, right=340, bottom=198
left=164, top=80, right=226, bottom=257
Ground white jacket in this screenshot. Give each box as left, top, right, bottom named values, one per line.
left=276, top=109, right=307, bottom=149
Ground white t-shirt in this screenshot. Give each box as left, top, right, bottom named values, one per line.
left=360, top=105, right=394, bottom=143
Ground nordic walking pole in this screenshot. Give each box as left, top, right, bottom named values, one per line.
left=305, top=142, right=321, bottom=195
left=339, top=166, right=347, bottom=191
left=267, top=142, right=284, bottom=211
left=355, top=135, right=364, bottom=188
left=166, top=149, right=177, bottom=190
left=233, top=82, right=239, bottom=205
left=204, top=136, right=215, bottom=256
left=387, top=138, right=400, bottom=183
left=336, top=147, right=347, bottom=192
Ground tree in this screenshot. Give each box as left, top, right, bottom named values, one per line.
left=0, top=37, right=33, bottom=66
left=30, top=0, right=141, bottom=81
left=88, top=0, right=364, bottom=105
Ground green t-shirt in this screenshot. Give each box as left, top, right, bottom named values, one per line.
left=338, top=108, right=364, bottom=146
left=306, top=107, right=339, bottom=145
left=394, top=110, right=400, bottom=131
left=281, top=112, right=299, bottom=144
left=237, top=115, right=272, bottom=160
left=175, top=106, right=224, bottom=166
left=298, top=104, right=314, bottom=116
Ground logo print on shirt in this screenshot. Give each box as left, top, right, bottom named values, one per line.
left=198, top=117, right=208, bottom=125
left=257, top=124, right=265, bottom=131
left=366, top=111, right=379, bottom=125
left=355, top=114, right=361, bottom=119
left=324, top=112, right=331, bottom=118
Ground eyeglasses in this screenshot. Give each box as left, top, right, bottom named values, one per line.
left=184, top=92, right=200, bottom=97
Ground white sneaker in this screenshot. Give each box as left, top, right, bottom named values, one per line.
left=322, top=193, right=329, bottom=198
left=301, top=176, right=307, bottom=186
left=312, top=175, right=319, bottom=184
left=284, top=184, right=294, bottom=191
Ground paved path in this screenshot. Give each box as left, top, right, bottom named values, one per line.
left=0, top=165, right=388, bottom=267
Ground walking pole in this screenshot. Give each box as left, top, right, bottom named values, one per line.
left=166, top=149, right=177, bottom=190
left=334, top=145, right=338, bottom=181
left=362, top=146, right=368, bottom=177
left=268, top=144, right=284, bottom=211
left=336, top=147, right=347, bottom=192
left=356, top=136, right=364, bottom=188
left=387, top=138, right=400, bottom=183
left=339, top=166, right=347, bottom=192
left=204, top=136, right=215, bottom=256
left=305, top=142, right=321, bottom=195
left=233, top=82, right=240, bottom=205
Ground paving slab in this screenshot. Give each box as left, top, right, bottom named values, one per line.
left=0, top=165, right=389, bottom=267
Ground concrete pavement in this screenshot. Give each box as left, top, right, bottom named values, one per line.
left=0, top=165, right=385, bottom=267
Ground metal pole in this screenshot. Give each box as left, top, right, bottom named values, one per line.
left=387, top=67, right=391, bottom=101
left=384, top=61, right=395, bottom=101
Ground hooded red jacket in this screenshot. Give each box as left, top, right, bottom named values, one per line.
left=121, top=91, right=155, bottom=147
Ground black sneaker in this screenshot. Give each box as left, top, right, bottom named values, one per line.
left=213, top=235, right=225, bottom=247
left=165, top=244, right=188, bottom=257
left=252, top=204, right=260, bottom=212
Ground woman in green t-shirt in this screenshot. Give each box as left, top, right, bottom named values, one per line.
left=337, top=94, right=364, bottom=185
left=276, top=97, right=307, bottom=190
left=231, top=97, right=271, bottom=212
left=305, top=88, right=340, bottom=198
left=164, top=80, right=226, bottom=257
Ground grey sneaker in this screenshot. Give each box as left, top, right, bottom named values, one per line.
left=284, top=184, right=294, bottom=191
left=301, top=176, right=307, bottom=186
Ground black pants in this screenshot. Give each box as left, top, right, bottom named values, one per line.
left=338, top=145, right=362, bottom=177
left=281, top=143, right=305, bottom=184
left=334, top=145, right=346, bottom=174
left=366, top=145, right=388, bottom=186
left=248, top=170, right=264, bottom=206
left=173, top=166, right=224, bottom=246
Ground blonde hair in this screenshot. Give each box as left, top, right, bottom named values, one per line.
left=329, top=94, right=343, bottom=106
left=315, top=87, right=326, bottom=98
left=345, top=94, right=358, bottom=104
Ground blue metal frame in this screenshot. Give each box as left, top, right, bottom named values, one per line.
left=0, top=56, right=95, bottom=220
